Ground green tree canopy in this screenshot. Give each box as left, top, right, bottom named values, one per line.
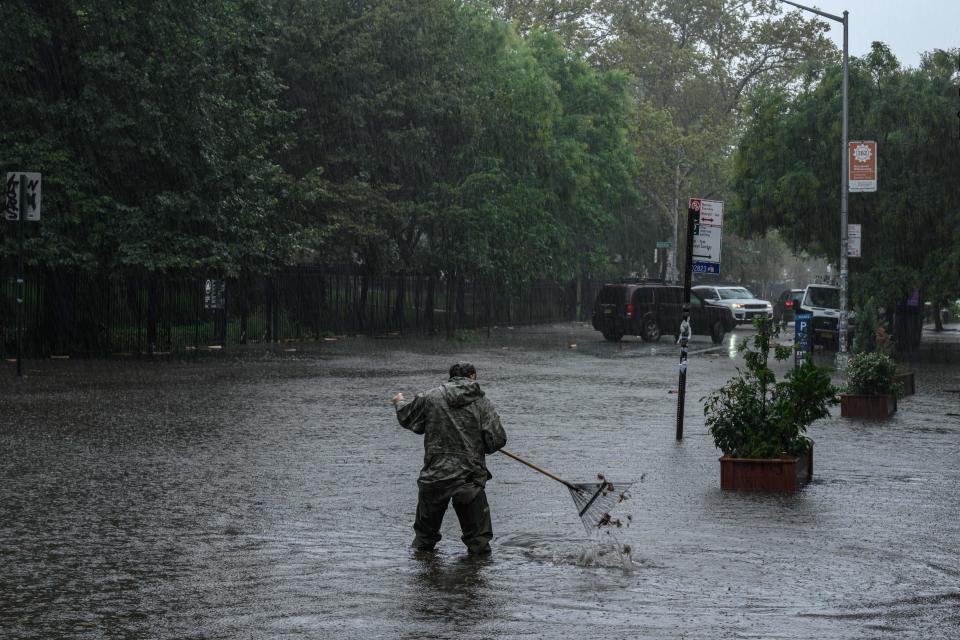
left=733, top=43, right=960, bottom=311
left=489, top=0, right=834, bottom=277
left=0, top=0, right=290, bottom=275
left=273, top=0, right=638, bottom=285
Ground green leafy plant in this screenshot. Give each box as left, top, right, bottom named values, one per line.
left=853, top=296, right=897, bottom=356
left=852, top=297, right=878, bottom=354
left=704, top=317, right=838, bottom=459
left=845, top=352, right=900, bottom=397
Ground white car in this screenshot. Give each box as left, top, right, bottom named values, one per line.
left=797, top=284, right=855, bottom=348
left=691, top=285, right=773, bottom=326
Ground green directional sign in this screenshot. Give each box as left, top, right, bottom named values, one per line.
left=656, top=241, right=672, bottom=248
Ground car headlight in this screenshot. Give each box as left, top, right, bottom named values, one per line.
left=732, top=303, right=745, bottom=309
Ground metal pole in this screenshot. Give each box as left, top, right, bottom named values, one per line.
left=16, top=174, right=25, bottom=377
left=778, top=1, right=850, bottom=368
left=837, top=11, right=850, bottom=367
left=672, top=163, right=680, bottom=282
left=676, top=340, right=688, bottom=440
left=676, top=204, right=696, bottom=440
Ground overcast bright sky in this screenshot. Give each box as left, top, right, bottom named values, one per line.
left=780, top=1, right=959, bottom=67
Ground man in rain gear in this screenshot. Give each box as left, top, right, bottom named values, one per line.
left=391, top=362, right=507, bottom=555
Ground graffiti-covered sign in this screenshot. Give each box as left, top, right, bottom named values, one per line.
left=5, top=172, right=42, bottom=221
left=204, top=279, right=226, bottom=310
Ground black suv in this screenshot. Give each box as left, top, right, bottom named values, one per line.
left=591, top=281, right=736, bottom=344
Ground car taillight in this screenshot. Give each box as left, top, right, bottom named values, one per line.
left=785, top=300, right=793, bottom=307
left=625, top=303, right=634, bottom=318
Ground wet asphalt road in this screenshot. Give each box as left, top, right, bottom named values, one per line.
left=1, top=323, right=959, bottom=639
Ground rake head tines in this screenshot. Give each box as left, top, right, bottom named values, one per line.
left=568, top=480, right=633, bottom=534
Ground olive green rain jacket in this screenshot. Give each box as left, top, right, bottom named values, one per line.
left=396, top=377, right=507, bottom=503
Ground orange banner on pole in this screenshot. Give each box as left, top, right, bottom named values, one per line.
left=849, top=140, right=877, bottom=192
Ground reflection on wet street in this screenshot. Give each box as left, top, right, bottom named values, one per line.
left=2, top=323, right=959, bottom=638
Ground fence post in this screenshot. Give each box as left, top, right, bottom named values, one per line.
left=267, top=277, right=274, bottom=343
left=238, top=272, right=248, bottom=344
left=456, top=273, right=465, bottom=330
left=425, top=274, right=434, bottom=336
left=445, top=272, right=453, bottom=338
left=147, top=274, right=158, bottom=355
left=394, top=271, right=406, bottom=334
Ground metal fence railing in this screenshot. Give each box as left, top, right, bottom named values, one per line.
left=0, top=266, right=594, bottom=358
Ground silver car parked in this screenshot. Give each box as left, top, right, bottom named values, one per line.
left=691, top=285, right=773, bottom=326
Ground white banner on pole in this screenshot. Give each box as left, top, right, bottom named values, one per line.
left=848, top=224, right=861, bottom=258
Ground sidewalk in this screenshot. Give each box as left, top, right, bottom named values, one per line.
left=908, top=322, right=960, bottom=363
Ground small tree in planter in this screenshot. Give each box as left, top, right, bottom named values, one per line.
left=854, top=297, right=915, bottom=395
left=853, top=297, right=879, bottom=355
left=704, top=317, right=837, bottom=491
left=841, top=351, right=901, bottom=418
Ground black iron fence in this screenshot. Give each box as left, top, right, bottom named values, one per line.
left=0, top=266, right=598, bottom=358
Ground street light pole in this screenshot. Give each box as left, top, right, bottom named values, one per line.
left=780, top=0, right=849, bottom=366
left=839, top=9, right=850, bottom=366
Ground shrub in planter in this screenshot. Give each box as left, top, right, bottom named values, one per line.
left=704, top=317, right=838, bottom=489
left=853, top=297, right=914, bottom=396
left=846, top=352, right=899, bottom=396
left=841, top=351, right=900, bottom=418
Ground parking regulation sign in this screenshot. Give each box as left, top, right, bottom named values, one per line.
left=795, top=311, right=813, bottom=368
left=847, top=223, right=862, bottom=258
left=688, top=198, right=723, bottom=274
left=691, top=224, right=722, bottom=273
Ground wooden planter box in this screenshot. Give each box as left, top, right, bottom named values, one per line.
left=840, top=393, right=897, bottom=418
left=893, top=371, right=915, bottom=396
left=720, top=447, right=813, bottom=492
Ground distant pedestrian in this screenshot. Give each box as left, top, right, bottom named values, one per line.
left=391, top=362, right=507, bottom=555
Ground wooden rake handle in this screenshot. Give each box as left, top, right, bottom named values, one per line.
left=498, top=447, right=582, bottom=493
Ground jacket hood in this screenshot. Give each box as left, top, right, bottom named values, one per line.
left=442, top=378, right=485, bottom=407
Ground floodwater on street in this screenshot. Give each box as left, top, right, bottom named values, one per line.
left=2, top=323, right=959, bottom=639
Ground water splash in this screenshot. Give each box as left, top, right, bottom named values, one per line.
left=574, top=531, right=634, bottom=571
